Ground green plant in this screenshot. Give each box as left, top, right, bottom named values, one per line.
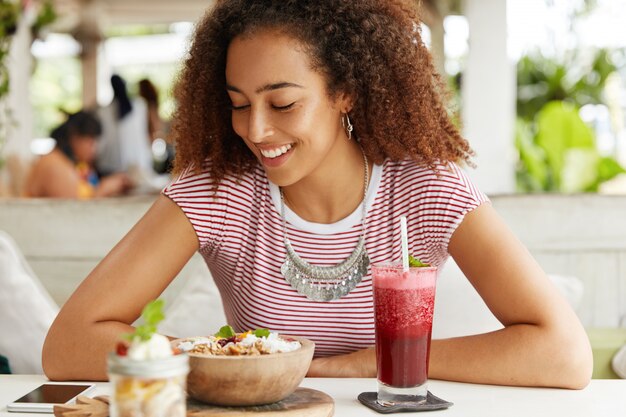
left=515, top=50, right=625, bottom=193
left=31, top=0, right=56, bottom=40
left=517, top=49, right=616, bottom=122
left=516, top=101, right=625, bottom=193
left=0, top=1, right=19, bottom=100
left=0, top=0, right=20, bottom=167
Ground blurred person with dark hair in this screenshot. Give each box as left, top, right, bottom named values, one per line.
left=97, top=74, right=154, bottom=177
left=24, top=111, right=133, bottom=198
left=138, top=78, right=163, bottom=142
left=138, top=78, right=175, bottom=174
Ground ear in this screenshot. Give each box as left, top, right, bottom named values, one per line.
left=336, top=91, right=354, bottom=114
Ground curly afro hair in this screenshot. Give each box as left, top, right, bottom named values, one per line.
left=170, top=0, right=473, bottom=181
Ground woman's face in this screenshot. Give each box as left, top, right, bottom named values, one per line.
left=70, top=134, right=98, bottom=164
left=225, top=30, right=351, bottom=187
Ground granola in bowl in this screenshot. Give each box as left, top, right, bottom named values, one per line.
left=175, top=326, right=301, bottom=356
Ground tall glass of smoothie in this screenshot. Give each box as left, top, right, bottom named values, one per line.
left=372, top=262, right=437, bottom=406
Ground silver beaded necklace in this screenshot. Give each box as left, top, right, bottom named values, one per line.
left=280, top=149, right=370, bottom=302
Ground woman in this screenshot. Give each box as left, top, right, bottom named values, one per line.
left=138, top=78, right=164, bottom=142
left=43, top=0, right=592, bottom=388
left=139, top=78, right=175, bottom=174
left=24, top=111, right=132, bottom=198
left=96, top=75, right=153, bottom=177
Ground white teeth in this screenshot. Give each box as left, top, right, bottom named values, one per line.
left=260, top=144, right=292, bottom=158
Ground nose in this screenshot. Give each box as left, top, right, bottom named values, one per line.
left=246, top=107, right=274, bottom=143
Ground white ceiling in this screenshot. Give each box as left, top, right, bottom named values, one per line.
left=51, top=0, right=215, bottom=32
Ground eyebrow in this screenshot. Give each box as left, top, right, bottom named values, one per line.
left=226, top=82, right=304, bottom=94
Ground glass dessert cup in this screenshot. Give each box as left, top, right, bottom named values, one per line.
left=108, top=353, right=189, bottom=417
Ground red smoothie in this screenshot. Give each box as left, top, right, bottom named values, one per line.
left=373, top=266, right=437, bottom=388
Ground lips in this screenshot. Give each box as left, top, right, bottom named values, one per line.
left=258, top=144, right=295, bottom=168
left=259, top=143, right=292, bottom=158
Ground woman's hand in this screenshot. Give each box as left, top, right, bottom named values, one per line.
left=306, top=347, right=376, bottom=378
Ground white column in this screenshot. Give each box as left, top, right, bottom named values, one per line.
left=75, top=0, right=105, bottom=109
left=4, top=17, right=33, bottom=159
left=81, top=37, right=100, bottom=109
left=462, top=0, right=516, bottom=194
left=0, top=16, right=34, bottom=196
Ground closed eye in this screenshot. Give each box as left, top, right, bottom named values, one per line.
left=229, top=104, right=250, bottom=111
left=272, top=102, right=295, bottom=111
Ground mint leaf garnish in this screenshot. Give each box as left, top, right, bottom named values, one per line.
left=215, top=325, right=236, bottom=338
left=142, top=299, right=165, bottom=325
left=253, top=328, right=270, bottom=338
left=124, top=299, right=166, bottom=342
left=409, top=255, right=430, bottom=267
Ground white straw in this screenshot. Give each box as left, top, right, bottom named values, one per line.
left=400, top=216, right=409, bottom=272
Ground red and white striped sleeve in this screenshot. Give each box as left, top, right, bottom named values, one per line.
left=162, top=166, right=229, bottom=251
left=416, top=163, right=490, bottom=259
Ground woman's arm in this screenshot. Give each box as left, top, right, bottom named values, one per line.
left=428, top=203, right=592, bottom=389
left=34, top=153, right=81, bottom=198
left=308, top=204, right=592, bottom=389
left=42, top=195, right=199, bottom=381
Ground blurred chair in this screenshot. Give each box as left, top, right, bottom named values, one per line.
left=612, top=342, right=626, bottom=379
left=588, top=328, right=626, bottom=379
left=0, top=230, right=58, bottom=374
left=0, top=227, right=225, bottom=373
left=433, top=259, right=584, bottom=339
left=159, top=261, right=226, bottom=338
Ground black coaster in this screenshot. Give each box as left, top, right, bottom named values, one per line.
left=358, top=391, right=453, bottom=414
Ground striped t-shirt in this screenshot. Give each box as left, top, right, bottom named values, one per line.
left=163, top=159, right=488, bottom=357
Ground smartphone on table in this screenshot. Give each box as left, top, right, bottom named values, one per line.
left=7, top=382, right=96, bottom=413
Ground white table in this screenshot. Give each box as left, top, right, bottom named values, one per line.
left=1, top=375, right=626, bottom=416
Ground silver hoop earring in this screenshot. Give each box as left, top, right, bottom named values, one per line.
left=341, top=113, right=353, bottom=141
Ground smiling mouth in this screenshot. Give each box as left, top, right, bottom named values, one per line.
left=259, top=144, right=293, bottom=159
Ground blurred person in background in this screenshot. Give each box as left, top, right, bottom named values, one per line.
left=138, top=78, right=164, bottom=142
left=24, top=111, right=133, bottom=198
left=97, top=75, right=154, bottom=178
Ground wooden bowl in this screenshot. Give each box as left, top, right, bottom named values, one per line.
left=172, top=336, right=314, bottom=406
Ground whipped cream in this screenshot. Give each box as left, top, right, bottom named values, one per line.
left=127, top=333, right=173, bottom=360
left=239, top=332, right=301, bottom=353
